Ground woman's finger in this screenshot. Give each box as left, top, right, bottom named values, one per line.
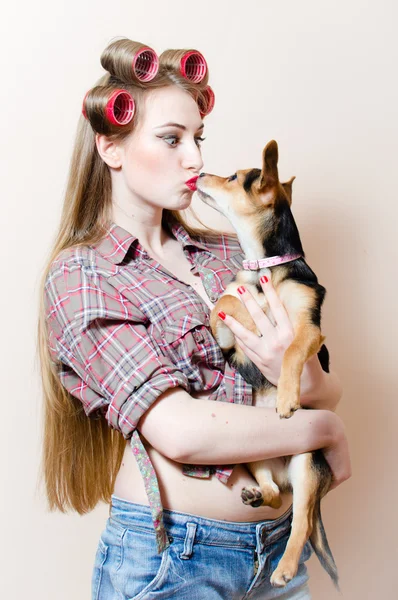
left=235, top=285, right=276, bottom=338
left=218, top=311, right=264, bottom=349
left=258, top=274, right=291, bottom=328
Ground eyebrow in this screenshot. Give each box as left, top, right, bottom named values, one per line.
left=154, top=122, right=204, bottom=131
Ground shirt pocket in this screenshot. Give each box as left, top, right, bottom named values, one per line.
left=159, top=311, right=225, bottom=392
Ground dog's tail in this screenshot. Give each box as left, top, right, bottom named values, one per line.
left=310, top=497, right=340, bottom=591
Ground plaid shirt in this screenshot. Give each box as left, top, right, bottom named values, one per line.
left=44, top=220, right=253, bottom=551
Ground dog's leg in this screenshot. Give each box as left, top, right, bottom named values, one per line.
left=270, top=453, right=317, bottom=588
left=276, top=321, right=325, bottom=418
left=241, top=459, right=284, bottom=509
left=210, top=294, right=259, bottom=350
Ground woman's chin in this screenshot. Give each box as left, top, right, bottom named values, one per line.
left=172, top=193, right=193, bottom=211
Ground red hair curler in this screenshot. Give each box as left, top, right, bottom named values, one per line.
left=180, top=51, right=208, bottom=83
left=105, top=89, right=135, bottom=125
left=198, top=85, right=215, bottom=117
left=82, top=88, right=135, bottom=127
left=132, top=46, right=159, bottom=82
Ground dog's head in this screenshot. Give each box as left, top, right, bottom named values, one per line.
left=196, top=140, right=295, bottom=230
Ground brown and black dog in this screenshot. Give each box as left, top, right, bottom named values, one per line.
left=196, top=140, right=339, bottom=589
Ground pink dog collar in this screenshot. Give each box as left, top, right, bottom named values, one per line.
left=242, top=253, right=302, bottom=270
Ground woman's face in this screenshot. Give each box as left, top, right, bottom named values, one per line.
left=115, top=86, right=205, bottom=213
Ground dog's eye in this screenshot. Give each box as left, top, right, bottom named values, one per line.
left=227, top=174, right=237, bottom=182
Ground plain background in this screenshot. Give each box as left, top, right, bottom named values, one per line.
left=1, top=0, right=397, bottom=598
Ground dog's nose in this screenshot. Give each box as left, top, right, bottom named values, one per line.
left=199, top=172, right=206, bottom=177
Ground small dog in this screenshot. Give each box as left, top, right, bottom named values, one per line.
left=196, top=140, right=339, bottom=589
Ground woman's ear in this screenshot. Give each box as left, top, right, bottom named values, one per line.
left=95, top=133, right=122, bottom=169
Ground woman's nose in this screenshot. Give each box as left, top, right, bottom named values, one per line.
left=182, top=145, right=204, bottom=171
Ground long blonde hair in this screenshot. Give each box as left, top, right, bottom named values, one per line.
left=38, top=37, right=222, bottom=515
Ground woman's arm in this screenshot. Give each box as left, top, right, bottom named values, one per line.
left=138, top=387, right=351, bottom=490
left=299, top=355, right=343, bottom=411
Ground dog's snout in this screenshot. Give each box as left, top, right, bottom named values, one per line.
left=199, top=172, right=206, bottom=177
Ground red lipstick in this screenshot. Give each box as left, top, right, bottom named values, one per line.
left=185, top=176, right=199, bottom=191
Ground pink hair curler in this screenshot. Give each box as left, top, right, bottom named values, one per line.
left=105, top=89, right=135, bottom=125
left=180, top=51, right=208, bottom=83
left=198, top=85, right=215, bottom=117
left=132, top=46, right=159, bottom=82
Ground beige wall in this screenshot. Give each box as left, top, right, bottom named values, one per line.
left=1, top=0, right=397, bottom=598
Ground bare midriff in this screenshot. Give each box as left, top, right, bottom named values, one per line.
left=113, top=252, right=293, bottom=521
left=113, top=432, right=293, bottom=522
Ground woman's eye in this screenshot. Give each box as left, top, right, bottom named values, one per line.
left=162, top=135, right=206, bottom=148
left=195, top=136, right=206, bottom=147
left=228, top=173, right=237, bottom=182
left=163, top=135, right=179, bottom=146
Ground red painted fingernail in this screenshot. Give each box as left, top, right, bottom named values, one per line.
left=237, top=286, right=246, bottom=294
left=218, top=311, right=226, bottom=320
left=260, top=276, right=269, bottom=284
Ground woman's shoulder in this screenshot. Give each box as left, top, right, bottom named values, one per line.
left=195, top=230, right=244, bottom=261
left=48, top=241, right=117, bottom=278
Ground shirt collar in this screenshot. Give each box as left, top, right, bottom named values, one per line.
left=93, top=221, right=209, bottom=265
left=170, top=222, right=209, bottom=252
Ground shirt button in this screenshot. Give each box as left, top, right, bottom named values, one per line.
left=193, top=330, right=204, bottom=343
left=210, top=295, right=218, bottom=303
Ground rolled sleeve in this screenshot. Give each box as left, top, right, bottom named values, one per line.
left=79, top=318, right=190, bottom=438
left=44, top=258, right=190, bottom=439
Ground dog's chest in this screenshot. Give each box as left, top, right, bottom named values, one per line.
left=253, top=387, right=278, bottom=408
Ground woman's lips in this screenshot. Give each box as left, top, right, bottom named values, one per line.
left=185, top=176, right=199, bottom=191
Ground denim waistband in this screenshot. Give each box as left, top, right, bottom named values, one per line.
left=110, top=495, right=293, bottom=550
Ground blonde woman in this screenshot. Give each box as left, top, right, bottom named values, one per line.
left=39, top=38, right=350, bottom=600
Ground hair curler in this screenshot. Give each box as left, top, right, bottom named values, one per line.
left=101, top=39, right=159, bottom=83
left=105, top=89, right=135, bottom=124
left=159, top=48, right=209, bottom=85
left=132, top=46, right=159, bottom=82
left=180, top=51, right=208, bottom=83
left=82, top=87, right=135, bottom=129
left=198, top=85, right=215, bottom=117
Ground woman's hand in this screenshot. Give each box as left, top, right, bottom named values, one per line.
left=218, top=275, right=295, bottom=387
left=218, top=277, right=343, bottom=410
left=218, top=276, right=342, bottom=411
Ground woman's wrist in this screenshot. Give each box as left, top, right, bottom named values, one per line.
left=299, top=356, right=342, bottom=411
left=299, top=354, right=325, bottom=400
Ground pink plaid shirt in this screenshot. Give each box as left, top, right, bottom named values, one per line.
left=44, top=220, right=253, bottom=551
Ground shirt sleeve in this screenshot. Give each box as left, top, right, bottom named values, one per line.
left=44, top=258, right=190, bottom=439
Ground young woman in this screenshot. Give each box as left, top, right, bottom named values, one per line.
left=39, top=38, right=350, bottom=600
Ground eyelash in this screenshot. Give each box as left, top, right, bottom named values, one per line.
left=228, top=173, right=237, bottom=181
left=162, top=135, right=206, bottom=148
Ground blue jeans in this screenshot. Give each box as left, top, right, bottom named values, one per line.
left=92, top=495, right=313, bottom=599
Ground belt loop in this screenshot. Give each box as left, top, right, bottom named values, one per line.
left=179, top=523, right=197, bottom=560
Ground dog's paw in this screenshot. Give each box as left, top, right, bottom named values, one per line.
left=276, top=404, right=299, bottom=419
left=241, top=486, right=264, bottom=507
left=241, top=485, right=282, bottom=509
left=276, top=395, right=301, bottom=419
left=270, top=562, right=298, bottom=588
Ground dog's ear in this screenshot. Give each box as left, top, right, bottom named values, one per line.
left=281, top=176, right=296, bottom=205
left=259, top=140, right=279, bottom=191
